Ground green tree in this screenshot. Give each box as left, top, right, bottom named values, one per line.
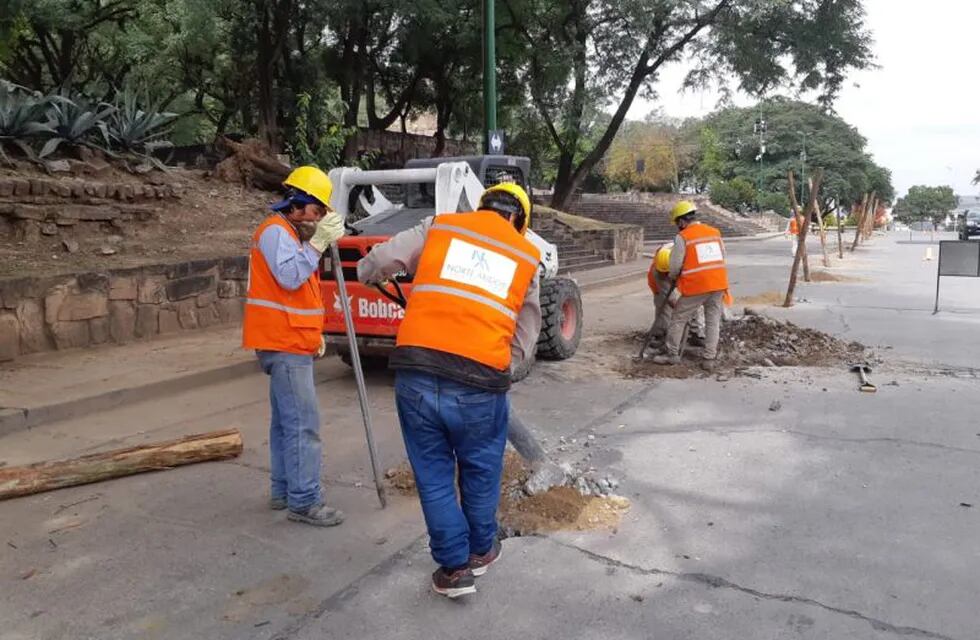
left=686, top=98, right=892, bottom=212
left=709, top=176, right=756, bottom=212
left=503, top=0, right=874, bottom=209
left=893, top=185, right=957, bottom=223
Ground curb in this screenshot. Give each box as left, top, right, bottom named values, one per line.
left=0, top=359, right=260, bottom=438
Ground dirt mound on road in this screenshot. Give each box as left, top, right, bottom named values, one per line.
left=385, top=452, right=630, bottom=535
left=619, top=312, right=867, bottom=379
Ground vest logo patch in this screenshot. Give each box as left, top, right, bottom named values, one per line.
left=440, top=238, right=517, bottom=299
left=694, top=240, right=724, bottom=263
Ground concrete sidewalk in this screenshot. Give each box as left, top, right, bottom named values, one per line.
left=0, top=326, right=255, bottom=435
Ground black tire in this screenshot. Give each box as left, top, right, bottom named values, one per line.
left=339, top=352, right=390, bottom=371
left=536, top=277, right=582, bottom=360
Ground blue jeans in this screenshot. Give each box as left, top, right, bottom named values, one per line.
left=394, top=370, right=509, bottom=569
left=257, top=350, right=322, bottom=511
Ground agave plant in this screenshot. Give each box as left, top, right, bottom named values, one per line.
left=33, top=91, right=115, bottom=158
left=105, top=86, right=176, bottom=155
left=0, top=81, right=50, bottom=163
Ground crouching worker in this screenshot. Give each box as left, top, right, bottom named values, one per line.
left=642, top=242, right=706, bottom=358
left=357, top=183, right=541, bottom=598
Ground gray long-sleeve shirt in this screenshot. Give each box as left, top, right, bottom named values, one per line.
left=357, top=216, right=542, bottom=372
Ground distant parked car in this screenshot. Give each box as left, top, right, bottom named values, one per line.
left=959, top=211, right=980, bottom=240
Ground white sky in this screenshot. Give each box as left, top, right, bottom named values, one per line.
left=628, top=0, right=980, bottom=199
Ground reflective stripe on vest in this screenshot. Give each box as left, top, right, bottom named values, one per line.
left=677, top=223, right=729, bottom=296
left=396, top=211, right=540, bottom=370
left=241, top=215, right=324, bottom=355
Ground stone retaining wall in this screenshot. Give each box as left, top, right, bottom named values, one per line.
left=0, top=256, right=247, bottom=361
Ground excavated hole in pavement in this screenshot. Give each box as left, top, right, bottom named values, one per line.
left=617, top=311, right=871, bottom=379
left=384, top=451, right=630, bottom=538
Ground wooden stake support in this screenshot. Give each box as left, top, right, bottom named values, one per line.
left=784, top=168, right=824, bottom=307
left=0, top=429, right=243, bottom=500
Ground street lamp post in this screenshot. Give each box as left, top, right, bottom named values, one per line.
left=754, top=117, right=767, bottom=211
left=797, top=130, right=808, bottom=206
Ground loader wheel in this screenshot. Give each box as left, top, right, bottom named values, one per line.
left=339, top=352, right=389, bottom=371
left=536, top=277, right=582, bottom=360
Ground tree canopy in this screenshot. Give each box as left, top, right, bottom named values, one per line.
left=893, top=186, right=957, bottom=223
left=1, top=0, right=879, bottom=207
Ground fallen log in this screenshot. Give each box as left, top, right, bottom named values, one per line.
left=0, top=429, right=243, bottom=500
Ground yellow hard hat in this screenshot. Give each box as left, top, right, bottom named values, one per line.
left=654, top=243, right=673, bottom=273
left=480, top=182, right=532, bottom=233
left=670, top=200, right=697, bottom=223
left=283, top=165, right=333, bottom=208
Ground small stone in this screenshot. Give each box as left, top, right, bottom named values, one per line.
left=99, top=246, right=117, bottom=256
left=762, top=358, right=776, bottom=367
left=44, top=159, right=71, bottom=173
left=769, top=401, right=781, bottom=412
left=40, top=223, right=58, bottom=236
left=587, top=434, right=596, bottom=441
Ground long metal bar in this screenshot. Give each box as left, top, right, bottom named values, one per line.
left=341, top=167, right=437, bottom=186
left=329, top=243, right=386, bottom=508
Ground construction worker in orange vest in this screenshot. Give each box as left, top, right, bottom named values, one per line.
left=653, top=200, right=730, bottom=371
left=242, top=166, right=346, bottom=527
left=642, top=242, right=706, bottom=357
left=785, top=211, right=802, bottom=256
left=357, top=182, right=541, bottom=599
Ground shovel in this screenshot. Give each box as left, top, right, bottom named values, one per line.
left=850, top=363, right=877, bottom=393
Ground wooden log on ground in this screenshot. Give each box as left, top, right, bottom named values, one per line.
left=0, top=429, right=243, bottom=500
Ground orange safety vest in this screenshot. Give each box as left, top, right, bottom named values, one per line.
left=396, top=210, right=541, bottom=371
left=242, top=215, right=324, bottom=355
left=647, top=260, right=659, bottom=295
left=789, top=217, right=800, bottom=235
left=677, top=222, right=729, bottom=297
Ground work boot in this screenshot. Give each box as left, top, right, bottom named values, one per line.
left=287, top=503, right=345, bottom=527
left=269, top=496, right=287, bottom=511
left=469, top=538, right=503, bottom=577
left=700, top=359, right=717, bottom=373
left=432, top=566, right=477, bottom=598
left=652, top=354, right=681, bottom=365
left=688, top=334, right=707, bottom=348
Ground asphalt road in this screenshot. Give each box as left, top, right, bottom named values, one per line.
left=1, top=232, right=977, bottom=640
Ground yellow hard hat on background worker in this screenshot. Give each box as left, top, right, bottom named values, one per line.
left=480, top=182, right=532, bottom=234
left=654, top=243, right=673, bottom=273
left=670, top=200, right=697, bottom=223
left=271, top=165, right=334, bottom=212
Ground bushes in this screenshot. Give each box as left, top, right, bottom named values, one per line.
left=757, top=191, right=791, bottom=216
left=0, top=80, right=175, bottom=166
left=709, top=176, right=756, bottom=212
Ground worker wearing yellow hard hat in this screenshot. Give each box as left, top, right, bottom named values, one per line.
left=652, top=199, right=730, bottom=371
left=243, top=165, right=347, bottom=527
left=356, top=181, right=540, bottom=599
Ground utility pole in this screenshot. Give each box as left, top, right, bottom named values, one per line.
left=483, top=0, right=497, bottom=154
left=753, top=116, right=767, bottom=211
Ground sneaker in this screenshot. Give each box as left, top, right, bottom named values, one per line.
left=269, top=496, right=287, bottom=511
left=432, top=567, right=477, bottom=598
left=287, top=503, right=345, bottom=527
left=469, top=539, right=502, bottom=577
left=700, top=359, right=717, bottom=372
left=652, top=354, right=681, bottom=365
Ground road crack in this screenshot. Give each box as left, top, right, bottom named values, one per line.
left=546, top=538, right=958, bottom=640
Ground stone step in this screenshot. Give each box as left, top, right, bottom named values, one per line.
left=558, top=257, right=614, bottom=274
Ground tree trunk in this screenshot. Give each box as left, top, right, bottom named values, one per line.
left=788, top=172, right=811, bottom=282
left=784, top=169, right=824, bottom=307
left=253, top=0, right=293, bottom=151
left=0, top=430, right=243, bottom=500
left=851, top=193, right=869, bottom=251
left=837, top=209, right=844, bottom=259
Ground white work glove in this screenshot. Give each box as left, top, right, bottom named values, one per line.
left=308, top=212, right=345, bottom=253
left=316, top=335, right=327, bottom=359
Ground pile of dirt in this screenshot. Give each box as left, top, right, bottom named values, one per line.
left=384, top=451, right=631, bottom=536
left=619, top=311, right=868, bottom=378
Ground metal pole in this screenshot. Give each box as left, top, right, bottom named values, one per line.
left=483, top=0, right=497, bottom=153
left=329, top=243, right=387, bottom=509
left=799, top=132, right=807, bottom=205
left=933, top=257, right=941, bottom=314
